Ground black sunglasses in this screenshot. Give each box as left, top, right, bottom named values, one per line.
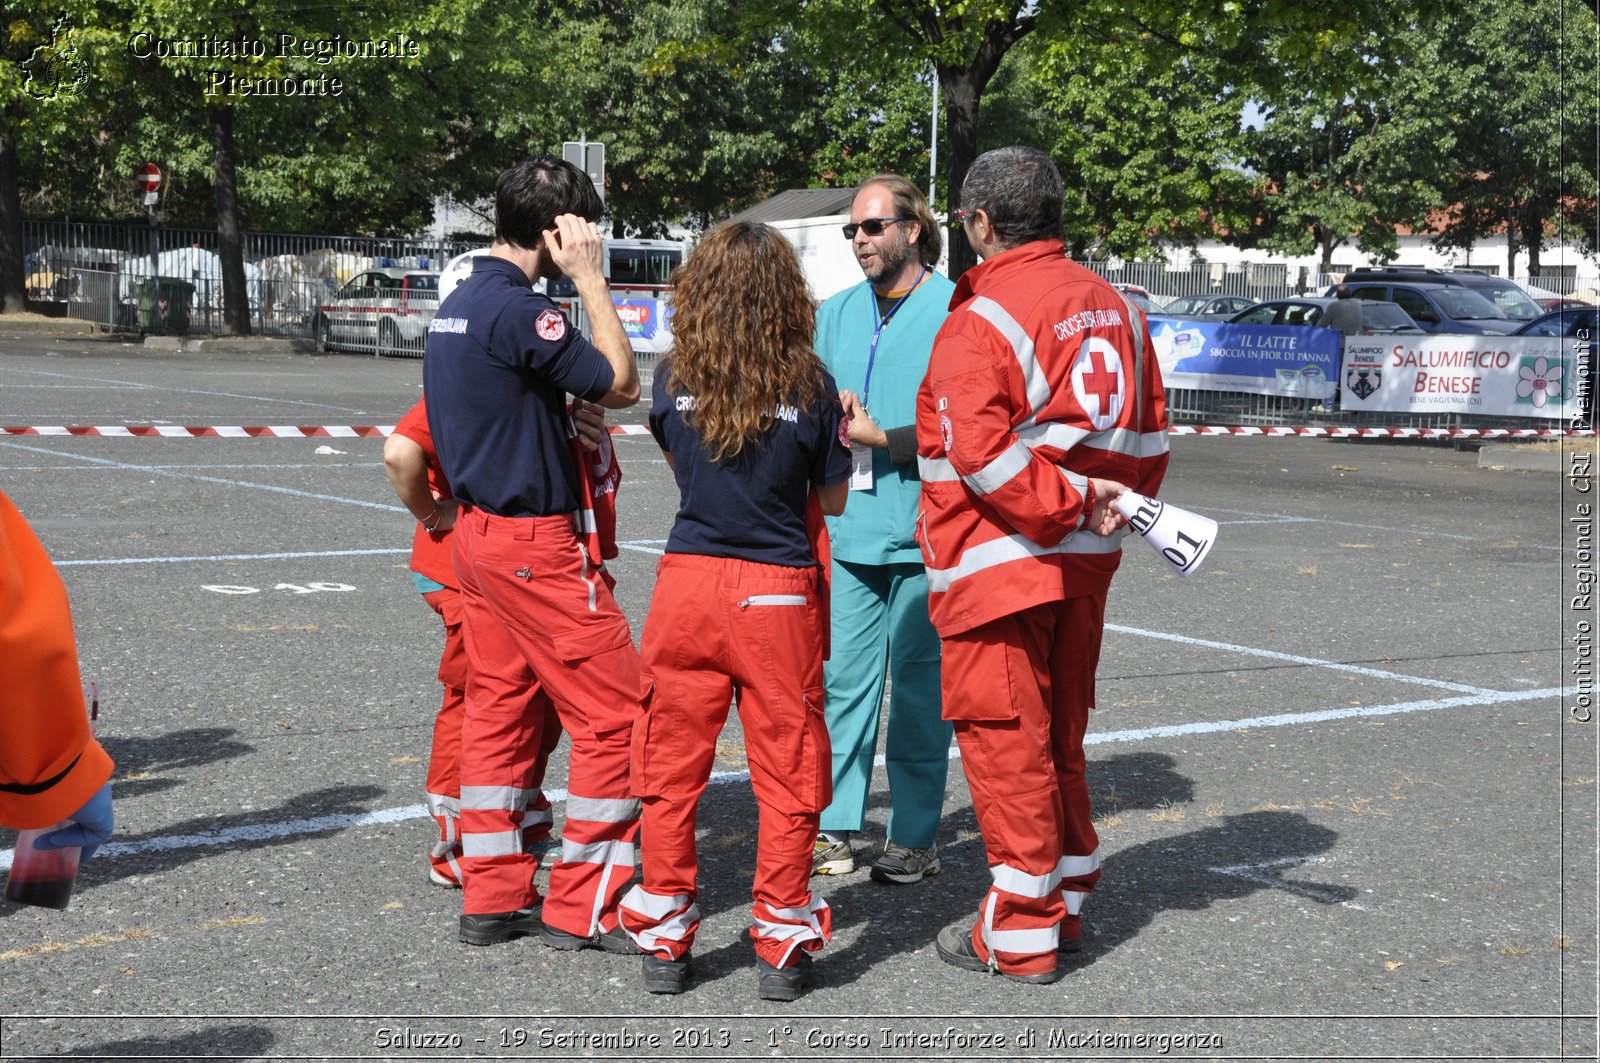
left=842, top=217, right=909, bottom=239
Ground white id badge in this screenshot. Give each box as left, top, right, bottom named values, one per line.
left=849, top=441, right=875, bottom=490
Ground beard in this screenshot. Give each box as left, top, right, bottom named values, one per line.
left=860, top=228, right=917, bottom=287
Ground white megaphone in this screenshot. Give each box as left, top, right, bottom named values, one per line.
left=1112, top=491, right=1217, bottom=577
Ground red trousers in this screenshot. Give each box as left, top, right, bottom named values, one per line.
left=420, top=588, right=562, bottom=886
left=619, top=554, right=832, bottom=968
left=452, top=506, right=642, bottom=931
left=942, top=594, right=1106, bottom=978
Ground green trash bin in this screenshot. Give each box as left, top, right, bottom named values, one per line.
left=137, top=277, right=194, bottom=334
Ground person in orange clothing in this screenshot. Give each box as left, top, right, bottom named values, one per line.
left=0, top=490, right=114, bottom=854
left=383, top=396, right=586, bottom=888
left=617, top=222, right=851, bottom=1001
left=917, top=147, right=1169, bottom=984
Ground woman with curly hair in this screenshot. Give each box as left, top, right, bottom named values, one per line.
left=618, top=221, right=850, bottom=1001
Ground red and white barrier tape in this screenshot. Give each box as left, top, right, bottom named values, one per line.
left=0, top=424, right=1590, bottom=439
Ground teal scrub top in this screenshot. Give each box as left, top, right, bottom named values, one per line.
left=815, top=270, right=955, bottom=566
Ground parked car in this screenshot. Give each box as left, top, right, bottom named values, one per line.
left=1319, top=280, right=1518, bottom=335
left=314, top=268, right=439, bottom=355
left=1228, top=297, right=1426, bottom=333
left=1514, top=305, right=1600, bottom=340
left=1534, top=297, right=1592, bottom=313
left=1155, top=294, right=1258, bottom=320
left=1330, top=267, right=1542, bottom=324
left=1111, top=282, right=1161, bottom=315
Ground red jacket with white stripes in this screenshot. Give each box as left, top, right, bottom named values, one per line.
left=915, top=240, right=1169, bottom=636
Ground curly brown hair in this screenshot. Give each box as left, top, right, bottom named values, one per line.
left=665, top=221, right=826, bottom=461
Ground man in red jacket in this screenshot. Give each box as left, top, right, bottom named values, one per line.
left=916, top=146, right=1169, bottom=984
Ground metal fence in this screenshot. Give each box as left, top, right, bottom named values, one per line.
left=1076, top=259, right=1598, bottom=304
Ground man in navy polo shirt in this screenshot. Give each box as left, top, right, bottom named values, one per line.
left=422, top=155, right=643, bottom=952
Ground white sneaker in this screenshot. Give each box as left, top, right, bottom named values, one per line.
left=811, top=835, right=855, bottom=876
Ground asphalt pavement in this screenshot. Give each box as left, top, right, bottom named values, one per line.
left=0, top=332, right=1593, bottom=1062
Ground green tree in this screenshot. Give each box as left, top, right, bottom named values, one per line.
left=1024, top=34, right=1255, bottom=260
left=1239, top=14, right=1455, bottom=274
left=1430, top=0, right=1599, bottom=276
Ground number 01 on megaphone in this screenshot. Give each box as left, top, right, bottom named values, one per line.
left=1112, top=491, right=1217, bottom=577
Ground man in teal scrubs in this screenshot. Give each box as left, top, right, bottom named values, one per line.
left=812, top=174, right=953, bottom=883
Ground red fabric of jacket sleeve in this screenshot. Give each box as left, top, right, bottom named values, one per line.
left=925, top=323, right=1089, bottom=549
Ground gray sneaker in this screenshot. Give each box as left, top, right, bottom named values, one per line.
left=811, top=836, right=855, bottom=876
left=870, top=841, right=940, bottom=884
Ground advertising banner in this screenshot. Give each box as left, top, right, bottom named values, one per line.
left=613, top=297, right=674, bottom=354
left=1149, top=319, right=1339, bottom=400
left=1340, top=336, right=1576, bottom=419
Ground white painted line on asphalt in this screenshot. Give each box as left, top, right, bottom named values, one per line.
left=3, top=367, right=371, bottom=413
left=4, top=684, right=1566, bottom=872
left=1106, top=623, right=1497, bottom=695
left=54, top=541, right=670, bottom=567
left=0, top=439, right=407, bottom=513
left=1085, top=685, right=1565, bottom=745
left=57, top=548, right=411, bottom=567
left=1205, top=505, right=1564, bottom=552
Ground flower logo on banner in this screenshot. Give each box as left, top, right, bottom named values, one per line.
left=1515, top=357, right=1565, bottom=409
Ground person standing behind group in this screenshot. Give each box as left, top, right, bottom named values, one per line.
left=811, top=175, right=953, bottom=884
left=421, top=155, right=642, bottom=952
left=916, top=147, right=1169, bottom=984
left=618, top=222, right=851, bottom=1001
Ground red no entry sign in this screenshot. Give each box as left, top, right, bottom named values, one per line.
left=137, top=163, right=162, bottom=193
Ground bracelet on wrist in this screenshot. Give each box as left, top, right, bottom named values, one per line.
left=421, top=506, right=443, bottom=532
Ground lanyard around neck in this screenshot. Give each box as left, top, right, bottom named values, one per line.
left=863, top=264, right=927, bottom=410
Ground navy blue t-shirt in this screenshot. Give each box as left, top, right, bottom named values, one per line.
left=650, top=356, right=851, bottom=567
left=422, top=256, right=616, bottom=516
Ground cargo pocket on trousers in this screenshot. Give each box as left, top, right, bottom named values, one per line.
left=552, top=621, right=641, bottom=735
left=630, top=680, right=664, bottom=798
left=779, top=688, right=830, bottom=814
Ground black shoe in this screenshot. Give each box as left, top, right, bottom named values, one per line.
left=935, top=924, right=1060, bottom=984
left=540, top=922, right=639, bottom=954
left=757, top=952, right=815, bottom=1002
left=459, top=906, right=541, bottom=946
left=643, top=951, right=692, bottom=994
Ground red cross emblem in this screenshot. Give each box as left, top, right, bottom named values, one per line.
left=1072, top=338, right=1124, bottom=429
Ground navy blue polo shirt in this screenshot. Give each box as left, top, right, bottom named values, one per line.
left=421, top=256, right=616, bottom=516
left=650, top=356, right=851, bottom=567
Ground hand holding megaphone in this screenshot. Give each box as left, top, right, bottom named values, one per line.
left=1109, top=489, right=1218, bottom=577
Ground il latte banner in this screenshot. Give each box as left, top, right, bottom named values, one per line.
left=1149, top=319, right=1339, bottom=400
left=1341, top=336, right=1578, bottom=419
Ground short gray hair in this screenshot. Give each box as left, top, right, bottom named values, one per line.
left=960, top=146, right=1063, bottom=250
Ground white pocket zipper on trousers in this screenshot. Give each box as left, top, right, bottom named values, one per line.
left=738, top=594, right=807, bottom=609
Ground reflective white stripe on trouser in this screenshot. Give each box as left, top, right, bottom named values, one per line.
left=924, top=529, right=1125, bottom=593
left=461, top=830, right=523, bottom=857
left=753, top=894, right=830, bottom=968
left=424, top=791, right=461, bottom=819
left=1058, top=850, right=1101, bottom=879
left=969, top=296, right=1049, bottom=425
left=519, top=804, right=553, bottom=830
left=563, top=836, right=639, bottom=936
left=980, top=893, right=1059, bottom=960
left=460, top=785, right=534, bottom=811
left=621, top=885, right=700, bottom=954
left=574, top=543, right=598, bottom=613
left=566, top=795, right=642, bottom=823
left=992, top=861, right=1064, bottom=899
left=738, top=595, right=807, bottom=607
left=1063, top=889, right=1087, bottom=916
